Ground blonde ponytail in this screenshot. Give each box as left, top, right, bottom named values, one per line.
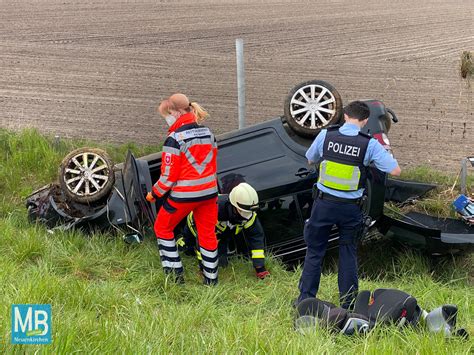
left=190, top=102, right=209, bottom=124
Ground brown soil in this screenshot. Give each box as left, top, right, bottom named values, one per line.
left=0, top=0, right=472, bottom=170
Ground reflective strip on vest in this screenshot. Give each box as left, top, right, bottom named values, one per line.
left=162, top=146, right=180, bottom=156
left=318, top=160, right=361, bottom=191
left=184, top=147, right=215, bottom=175
left=244, top=213, right=257, bottom=229
left=235, top=212, right=257, bottom=235
left=154, top=184, right=168, bottom=196
left=154, top=165, right=174, bottom=193
left=175, top=174, right=216, bottom=187
left=170, top=186, right=218, bottom=199
left=251, top=249, right=265, bottom=259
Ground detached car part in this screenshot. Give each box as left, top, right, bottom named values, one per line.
left=379, top=212, right=474, bottom=255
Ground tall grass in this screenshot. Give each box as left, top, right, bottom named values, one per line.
left=387, top=165, right=474, bottom=218
left=0, top=129, right=472, bottom=354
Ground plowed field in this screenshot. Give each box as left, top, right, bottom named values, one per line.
left=1, top=0, right=472, bottom=169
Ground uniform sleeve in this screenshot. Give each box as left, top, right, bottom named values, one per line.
left=305, top=130, right=326, bottom=164
left=152, top=137, right=182, bottom=198
left=365, top=138, right=399, bottom=173
left=242, top=215, right=266, bottom=268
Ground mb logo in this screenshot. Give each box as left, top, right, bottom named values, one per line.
left=11, top=304, right=52, bottom=344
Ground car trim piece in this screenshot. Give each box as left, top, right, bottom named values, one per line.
left=272, top=237, right=339, bottom=258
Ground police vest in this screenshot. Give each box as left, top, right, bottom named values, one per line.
left=318, top=127, right=371, bottom=191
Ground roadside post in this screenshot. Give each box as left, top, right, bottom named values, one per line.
left=460, top=157, right=474, bottom=195
left=236, top=38, right=246, bottom=129
left=53, top=135, right=61, bottom=150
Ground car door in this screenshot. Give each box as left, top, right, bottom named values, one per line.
left=257, top=194, right=304, bottom=255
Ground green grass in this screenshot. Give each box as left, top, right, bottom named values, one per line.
left=0, top=129, right=473, bottom=354
left=385, top=165, right=474, bottom=218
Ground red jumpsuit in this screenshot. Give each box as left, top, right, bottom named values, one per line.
left=152, top=112, right=219, bottom=284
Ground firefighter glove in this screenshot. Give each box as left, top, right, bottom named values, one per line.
left=255, top=266, right=270, bottom=280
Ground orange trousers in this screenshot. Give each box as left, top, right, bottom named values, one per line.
left=154, top=197, right=218, bottom=250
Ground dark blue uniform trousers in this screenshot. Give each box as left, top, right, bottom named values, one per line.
left=298, top=197, right=363, bottom=309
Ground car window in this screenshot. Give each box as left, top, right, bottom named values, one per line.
left=217, top=130, right=284, bottom=173
left=216, top=129, right=309, bottom=194
left=258, top=195, right=303, bottom=246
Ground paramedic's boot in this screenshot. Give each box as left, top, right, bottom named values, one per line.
left=199, top=246, right=218, bottom=286
left=157, top=238, right=184, bottom=284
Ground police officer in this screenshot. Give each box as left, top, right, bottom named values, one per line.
left=180, top=183, right=271, bottom=279
left=297, top=101, right=401, bottom=308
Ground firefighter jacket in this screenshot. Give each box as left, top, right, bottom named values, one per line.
left=183, top=194, right=266, bottom=268
left=318, top=126, right=371, bottom=191
left=152, top=112, right=218, bottom=202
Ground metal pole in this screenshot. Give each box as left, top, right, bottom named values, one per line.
left=460, top=158, right=467, bottom=195
left=236, top=38, right=246, bottom=129
left=53, top=135, right=61, bottom=150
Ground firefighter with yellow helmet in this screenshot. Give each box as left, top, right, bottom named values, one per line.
left=180, top=182, right=270, bottom=279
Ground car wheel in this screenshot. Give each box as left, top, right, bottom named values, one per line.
left=384, top=108, right=396, bottom=133
left=59, top=148, right=115, bottom=203
left=283, top=80, right=343, bottom=138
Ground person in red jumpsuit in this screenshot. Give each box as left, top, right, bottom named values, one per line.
left=147, top=93, right=219, bottom=285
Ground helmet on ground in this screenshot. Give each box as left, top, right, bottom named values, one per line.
left=229, top=183, right=259, bottom=219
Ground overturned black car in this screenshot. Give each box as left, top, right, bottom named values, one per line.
left=27, top=80, right=474, bottom=261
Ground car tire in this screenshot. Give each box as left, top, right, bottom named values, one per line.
left=361, top=178, right=372, bottom=217
left=59, top=148, right=115, bottom=203
left=283, top=80, right=343, bottom=138
left=384, top=109, right=395, bottom=133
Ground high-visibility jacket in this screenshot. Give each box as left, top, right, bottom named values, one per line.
left=183, top=194, right=266, bottom=268
left=152, top=112, right=218, bottom=202
left=318, top=126, right=371, bottom=191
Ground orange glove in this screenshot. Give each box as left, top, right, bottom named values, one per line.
left=146, top=192, right=156, bottom=203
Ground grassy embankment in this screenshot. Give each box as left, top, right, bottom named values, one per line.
left=0, top=129, right=472, bottom=354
